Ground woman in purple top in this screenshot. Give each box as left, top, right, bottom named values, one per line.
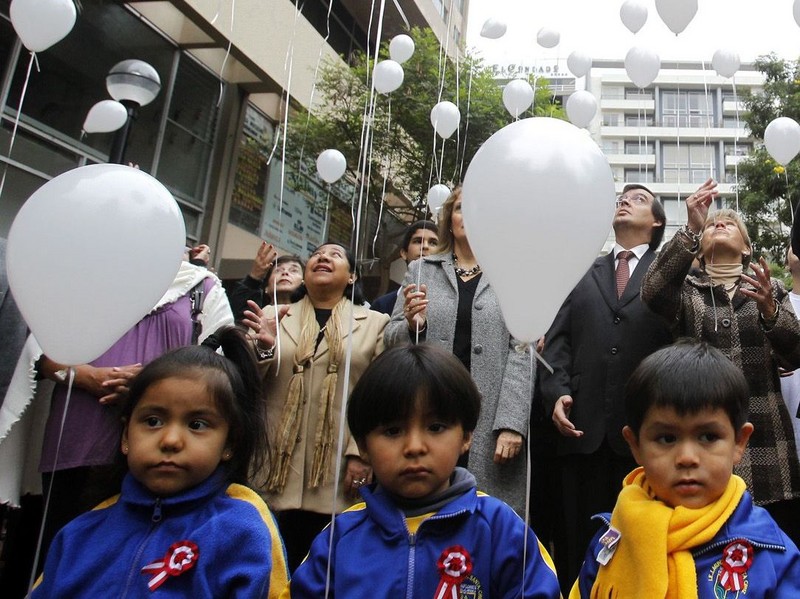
left=0, top=259, right=233, bottom=586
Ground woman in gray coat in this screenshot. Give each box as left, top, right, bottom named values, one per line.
left=384, top=188, right=531, bottom=516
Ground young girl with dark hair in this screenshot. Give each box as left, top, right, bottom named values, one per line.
left=32, top=327, right=289, bottom=598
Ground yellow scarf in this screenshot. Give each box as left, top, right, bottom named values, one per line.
left=589, top=467, right=745, bottom=599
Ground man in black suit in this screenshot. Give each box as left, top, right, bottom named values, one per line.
left=538, top=184, right=673, bottom=591
left=371, top=220, right=438, bottom=314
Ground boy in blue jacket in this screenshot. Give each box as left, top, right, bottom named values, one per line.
left=285, top=343, right=561, bottom=598
left=571, top=340, right=800, bottom=598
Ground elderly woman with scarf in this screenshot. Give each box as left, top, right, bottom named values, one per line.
left=244, top=242, right=388, bottom=571
left=641, top=178, right=800, bottom=546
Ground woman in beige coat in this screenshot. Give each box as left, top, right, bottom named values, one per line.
left=244, top=242, right=388, bottom=571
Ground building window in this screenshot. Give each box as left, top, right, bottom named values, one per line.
left=602, top=86, right=625, bottom=100
left=292, top=0, right=368, bottom=58
left=602, top=140, right=621, bottom=153
left=624, top=113, right=654, bottom=126
left=625, top=88, right=653, bottom=100
left=662, top=90, right=714, bottom=128
left=723, top=143, right=752, bottom=156
left=624, top=168, right=654, bottom=183
left=602, top=113, right=621, bottom=126
left=722, top=116, right=747, bottom=130
left=625, top=141, right=655, bottom=155
left=662, top=143, right=716, bottom=184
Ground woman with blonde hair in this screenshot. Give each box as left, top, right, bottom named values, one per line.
left=384, top=188, right=531, bottom=516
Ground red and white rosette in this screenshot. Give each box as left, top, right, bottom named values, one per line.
left=718, top=540, right=754, bottom=592
left=434, top=545, right=473, bottom=599
left=141, top=540, right=199, bottom=591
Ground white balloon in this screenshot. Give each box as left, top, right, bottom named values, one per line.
left=567, top=51, right=592, bottom=78
left=316, top=149, right=347, bottom=183
left=373, top=60, right=404, bottom=94
left=619, top=0, right=648, bottom=34
left=566, top=91, right=598, bottom=128
left=7, top=164, right=186, bottom=365
left=625, top=46, right=660, bottom=89
left=712, top=49, right=740, bottom=79
left=10, top=0, right=76, bottom=53
left=427, top=184, right=451, bottom=213
left=430, top=101, right=461, bottom=139
left=389, top=34, right=415, bottom=64
left=655, top=0, right=698, bottom=35
left=764, top=117, right=800, bottom=166
left=795, top=0, right=800, bottom=28
left=462, top=118, right=615, bottom=343
left=502, top=79, right=534, bottom=119
left=536, top=27, right=560, bottom=49
left=82, top=100, right=128, bottom=134
left=480, top=17, right=507, bottom=39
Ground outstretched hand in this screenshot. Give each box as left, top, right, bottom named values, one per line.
left=740, top=256, right=777, bottom=319
left=685, top=178, right=719, bottom=234
left=242, top=300, right=288, bottom=348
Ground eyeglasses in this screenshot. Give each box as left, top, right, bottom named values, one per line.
left=615, top=193, right=650, bottom=207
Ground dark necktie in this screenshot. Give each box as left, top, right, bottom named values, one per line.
left=616, top=251, right=634, bottom=298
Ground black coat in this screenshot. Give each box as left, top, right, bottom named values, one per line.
left=539, top=250, right=673, bottom=456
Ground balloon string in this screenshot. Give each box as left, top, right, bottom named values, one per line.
left=326, top=2, right=387, bottom=597
left=297, top=0, right=335, bottom=169
left=371, top=97, right=392, bottom=258
left=732, top=77, right=740, bottom=212
left=215, top=0, right=235, bottom=107
left=28, top=367, right=75, bottom=595
left=520, top=345, right=534, bottom=595
left=458, top=66, right=474, bottom=182
left=532, top=348, right=553, bottom=374
left=785, top=170, right=793, bottom=226
left=0, top=51, right=36, bottom=201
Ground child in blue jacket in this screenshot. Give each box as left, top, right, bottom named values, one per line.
left=286, top=343, right=561, bottom=598
left=33, top=327, right=289, bottom=598
left=571, top=340, right=800, bottom=598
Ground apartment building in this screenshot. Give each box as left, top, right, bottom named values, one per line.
left=584, top=60, right=764, bottom=250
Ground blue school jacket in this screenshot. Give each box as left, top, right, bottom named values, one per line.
left=572, top=492, right=800, bottom=598
left=287, top=479, right=561, bottom=598
left=33, top=468, right=289, bottom=598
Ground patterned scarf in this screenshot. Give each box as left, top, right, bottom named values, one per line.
left=266, top=295, right=347, bottom=493
left=590, top=467, right=745, bottom=599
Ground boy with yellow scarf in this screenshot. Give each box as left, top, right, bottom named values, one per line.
left=571, top=340, right=800, bottom=598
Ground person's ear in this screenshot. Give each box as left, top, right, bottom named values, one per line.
left=356, top=440, right=371, bottom=465
left=121, top=421, right=130, bottom=455
left=461, top=431, right=473, bottom=454
left=622, top=426, right=642, bottom=465
left=400, top=248, right=408, bottom=262
left=221, top=447, right=233, bottom=462
left=733, top=422, right=754, bottom=465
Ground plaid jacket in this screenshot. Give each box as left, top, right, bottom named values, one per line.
left=641, top=234, right=800, bottom=505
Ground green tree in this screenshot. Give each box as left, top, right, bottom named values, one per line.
left=287, top=27, right=565, bottom=222
left=738, top=54, right=800, bottom=260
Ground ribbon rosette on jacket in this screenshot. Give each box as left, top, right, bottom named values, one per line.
left=141, top=540, right=199, bottom=591
left=718, top=540, right=754, bottom=592
left=434, top=545, right=473, bottom=599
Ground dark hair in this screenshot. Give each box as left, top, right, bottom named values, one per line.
left=295, top=242, right=365, bottom=304
left=624, top=339, right=749, bottom=436
left=347, top=343, right=481, bottom=443
left=621, top=183, right=667, bottom=251
left=122, top=326, right=266, bottom=485
left=401, top=220, right=438, bottom=252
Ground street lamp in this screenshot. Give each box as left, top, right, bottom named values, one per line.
left=106, top=59, right=161, bottom=164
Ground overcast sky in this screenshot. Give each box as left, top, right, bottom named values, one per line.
left=465, top=0, right=800, bottom=67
